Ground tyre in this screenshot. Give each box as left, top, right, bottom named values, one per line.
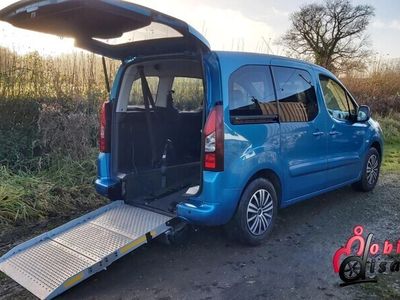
left=339, top=256, right=364, bottom=283
left=352, top=147, right=381, bottom=192
left=225, top=178, right=278, bottom=246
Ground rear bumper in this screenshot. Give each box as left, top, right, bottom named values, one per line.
left=177, top=202, right=224, bottom=226
left=96, top=152, right=122, bottom=200
left=95, top=179, right=121, bottom=200
left=176, top=178, right=240, bottom=226
left=176, top=195, right=237, bottom=226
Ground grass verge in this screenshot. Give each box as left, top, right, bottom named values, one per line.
left=382, top=143, right=400, bottom=173
left=376, top=114, right=400, bottom=173
left=0, top=151, right=107, bottom=227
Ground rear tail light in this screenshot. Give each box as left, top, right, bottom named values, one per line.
left=99, top=101, right=112, bottom=153
left=204, top=104, right=224, bottom=171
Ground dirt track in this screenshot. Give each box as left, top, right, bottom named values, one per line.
left=1, top=173, right=400, bottom=299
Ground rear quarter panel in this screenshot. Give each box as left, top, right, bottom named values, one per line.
left=214, top=53, right=283, bottom=207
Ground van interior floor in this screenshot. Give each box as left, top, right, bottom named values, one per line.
left=126, top=185, right=199, bottom=214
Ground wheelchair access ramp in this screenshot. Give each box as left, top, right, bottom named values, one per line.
left=0, top=201, right=173, bottom=299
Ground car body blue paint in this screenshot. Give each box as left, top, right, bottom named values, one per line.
left=177, top=172, right=241, bottom=225
left=95, top=153, right=118, bottom=196
left=97, top=51, right=383, bottom=226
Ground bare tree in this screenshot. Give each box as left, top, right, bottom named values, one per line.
left=281, top=0, right=374, bottom=72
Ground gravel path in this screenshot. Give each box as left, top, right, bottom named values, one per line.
left=1, top=173, right=399, bottom=300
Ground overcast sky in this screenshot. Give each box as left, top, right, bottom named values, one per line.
left=0, top=0, right=399, bottom=58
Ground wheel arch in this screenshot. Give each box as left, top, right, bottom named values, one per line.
left=240, top=168, right=282, bottom=208
left=370, top=140, right=382, bottom=161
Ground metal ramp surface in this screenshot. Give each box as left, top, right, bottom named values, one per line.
left=0, top=201, right=172, bottom=299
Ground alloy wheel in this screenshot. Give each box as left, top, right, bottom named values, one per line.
left=246, top=189, right=273, bottom=236
left=366, top=154, right=379, bottom=185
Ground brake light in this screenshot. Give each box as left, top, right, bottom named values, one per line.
left=99, top=101, right=112, bottom=153
left=204, top=104, right=224, bottom=171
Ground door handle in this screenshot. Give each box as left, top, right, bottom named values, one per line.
left=312, top=131, right=324, bottom=137
left=329, top=131, right=339, bottom=136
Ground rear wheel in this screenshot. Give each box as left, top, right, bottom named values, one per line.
left=353, top=147, right=381, bottom=192
left=226, top=178, right=277, bottom=246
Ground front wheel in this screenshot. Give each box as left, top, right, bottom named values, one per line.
left=225, top=178, right=278, bottom=246
left=353, top=147, right=381, bottom=192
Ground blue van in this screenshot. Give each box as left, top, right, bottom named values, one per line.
left=1, top=0, right=383, bottom=246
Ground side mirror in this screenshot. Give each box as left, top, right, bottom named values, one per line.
left=357, top=105, right=371, bottom=122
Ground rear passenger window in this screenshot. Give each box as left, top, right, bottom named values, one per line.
left=229, top=65, right=277, bottom=118
left=129, top=76, right=159, bottom=106
left=171, top=77, right=204, bottom=112
left=272, top=66, right=318, bottom=122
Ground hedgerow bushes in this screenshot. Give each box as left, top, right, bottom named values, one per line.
left=0, top=98, right=41, bottom=170
left=0, top=48, right=117, bottom=99
left=0, top=97, right=100, bottom=171
left=342, top=59, right=400, bottom=116
left=0, top=97, right=106, bottom=225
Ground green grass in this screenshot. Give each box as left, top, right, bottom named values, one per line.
left=0, top=151, right=107, bottom=226
left=376, top=114, right=400, bottom=144
left=382, top=143, right=400, bottom=173
left=375, top=114, right=400, bottom=173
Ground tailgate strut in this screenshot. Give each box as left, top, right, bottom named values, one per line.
left=102, top=56, right=111, bottom=93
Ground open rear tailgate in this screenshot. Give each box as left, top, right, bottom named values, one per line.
left=0, top=0, right=210, bottom=60
left=0, top=201, right=173, bottom=299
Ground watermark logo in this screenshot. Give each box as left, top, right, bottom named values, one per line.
left=332, top=226, right=400, bottom=286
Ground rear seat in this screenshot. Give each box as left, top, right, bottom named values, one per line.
left=117, top=109, right=202, bottom=172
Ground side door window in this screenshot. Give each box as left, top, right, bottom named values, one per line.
left=229, top=65, right=277, bottom=123
left=319, top=75, right=356, bottom=121
left=271, top=66, right=318, bottom=122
